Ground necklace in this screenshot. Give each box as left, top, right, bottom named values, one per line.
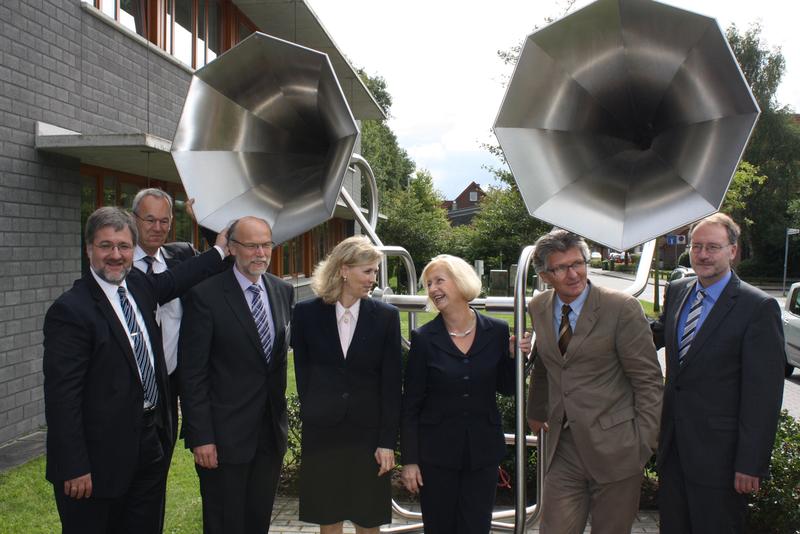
left=448, top=310, right=476, bottom=338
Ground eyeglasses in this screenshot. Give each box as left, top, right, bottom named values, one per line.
left=231, top=239, right=275, bottom=251
left=93, top=242, right=134, bottom=253
left=546, top=260, right=588, bottom=278
left=133, top=212, right=171, bottom=228
left=688, top=243, right=730, bottom=254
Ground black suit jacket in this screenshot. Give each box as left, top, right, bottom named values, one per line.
left=162, top=241, right=200, bottom=267
left=401, top=311, right=514, bottom=470
left=42, top=249, right=224, bottom=497
left=179, top=269, right=294, bottom=463
left=291, top=297, right=402, bottom=449
left=653, top=272, right=785, bottom=487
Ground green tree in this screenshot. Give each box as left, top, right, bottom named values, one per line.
left=720, top=161, right=767, bottom=255
left=470, top=186, right=550, bottom=271
left=357, top=69, right=416, bottom=194
left=726, top=24, right=800, bottom=275
left=377, top=170, right=451, bottom=287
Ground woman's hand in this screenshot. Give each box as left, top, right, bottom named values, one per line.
left=374, top=447, right=395, bottom=476
left=401, top=464, right=424, bottom=494
left=510, top=331, right=532, bottom=356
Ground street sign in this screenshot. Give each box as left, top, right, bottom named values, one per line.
left=788, top=228, right=800, bottom=236
left=666, top=235, right=677, bottom=245
left=676, top=235, right=686, bottom=244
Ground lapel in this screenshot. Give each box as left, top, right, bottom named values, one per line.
left=533, top=291, right=558, bottom=360
left=262, top=273, right=287, bottom=361
left=85, top=273, right=140, bottom=379
left=564, top=284, right=601, bottom=360
left=160, top=245, right=177, bottom=269
left=222, top=269, right=266, bottom=362
left=319, top=300, right=344, bottom=360
left=427, top=314, right=465, bottom=358
left=469, top=309, right=496, bottom=356
left=679, top=274, right=739, bottom=371
left=666, top=280, right=694, bottom=372
left=346, top=298, right=376, bottom=361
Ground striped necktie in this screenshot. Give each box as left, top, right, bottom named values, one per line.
left=142, top=255, right=155, bottom=275
left=117, top=286, right=159, bottom=407
left=247, top=284, right=273, bottom=364
left=558, top=304, right=572, bottom=356
left=678, top=289, right=706, bottom=365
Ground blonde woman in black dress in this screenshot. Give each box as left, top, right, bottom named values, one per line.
left=291, top=236, right=402, bottom=534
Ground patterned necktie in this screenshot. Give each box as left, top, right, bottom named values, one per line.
left=247, top=284, right=273, bottom=364
left=558, top=304, right=572, bottom=356
left=142, top=256, right=155, bottom=275
left=678, top=289, right=706, bottom=365
left=117, top=286, right=159, bottom=406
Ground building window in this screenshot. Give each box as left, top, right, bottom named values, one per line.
left=469, top=191, right=478, bottom=202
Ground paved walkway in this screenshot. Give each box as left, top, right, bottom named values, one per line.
left=269, top=496, right=660, bottom=533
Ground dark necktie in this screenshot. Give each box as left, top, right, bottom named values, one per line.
left=678, top=289, right=706, bottom=365
left=117, top=286, right=159, bottom=407
left=558, top=304, right=572, bottom=356
left=142, top=255, right=155, bottom=275
left=247, top=284, right=273, bottom=364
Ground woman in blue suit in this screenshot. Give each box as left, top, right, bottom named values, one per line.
left=400, top=254, right=530, bottom=534
left=291, top=236, right=402, bottom=534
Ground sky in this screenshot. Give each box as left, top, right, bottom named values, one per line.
left=310, top=0, right=800, bottom=199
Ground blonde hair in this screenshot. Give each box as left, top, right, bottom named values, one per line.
left=311, top=236, right=383, bottom=304
left=421, top=255, right=482, bottom=308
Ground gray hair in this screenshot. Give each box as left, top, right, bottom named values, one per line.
left=689, top=212, right=741, bottom=245
left=132, top=188, right=173, bottom=214
left=85, top=207, right=138, bottom=245
left=226, top=216, right=272, bottom=243
left=532, top=229, right=590, bottom=274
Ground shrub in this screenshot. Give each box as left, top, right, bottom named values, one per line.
left=745, top=410, right=800, bottom=533
left=590, top=259, right=603, bottom=268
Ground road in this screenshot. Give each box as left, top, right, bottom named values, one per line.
left=587, top=268, right=800, bottom=420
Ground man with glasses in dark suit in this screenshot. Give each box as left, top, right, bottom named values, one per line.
left=43, top=207, right=227, bottom=534
left=653, top=213, right=785, bottom=534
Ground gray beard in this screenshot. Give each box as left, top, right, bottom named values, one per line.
left=96, top=265, right=131, bottom=285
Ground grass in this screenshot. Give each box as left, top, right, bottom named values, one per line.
left=0, top=300, right=655, bottom=532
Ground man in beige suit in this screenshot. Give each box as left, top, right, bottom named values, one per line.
left=526, top=230, right=663, bottom=534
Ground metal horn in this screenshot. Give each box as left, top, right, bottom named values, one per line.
left=494, top=0, right=760, bottom=251
left=172, top=32, right=359, bottom=245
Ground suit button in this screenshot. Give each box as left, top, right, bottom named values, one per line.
left=462, top=393, right=469, bottom=398
left=675, top=386, right=682, bottom=392
left=342, top=392, right=349, bottom=399
left=463, top=375, right=469, bottom=380
left=463, top=411, right=469, bottom=416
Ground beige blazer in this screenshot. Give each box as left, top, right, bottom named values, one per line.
left=526, top=284, right=663, bottom=484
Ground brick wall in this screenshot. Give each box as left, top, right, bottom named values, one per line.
left=0, top=0, right=193, bottom=444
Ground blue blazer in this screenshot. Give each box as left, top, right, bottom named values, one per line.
left=291, top=297, right=402, bottom=449
left=401, top=311, right=514, bottom=470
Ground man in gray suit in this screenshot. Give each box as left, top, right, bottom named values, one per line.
left=653, top=213, right=785, bottom=533
left=526, top=229, right=663, bottom=534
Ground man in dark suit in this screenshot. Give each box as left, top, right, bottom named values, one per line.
left=43, top=207, right=226, bottom=534
left=179, top=216, right=294, bottom=534
left=653, top=212, right=785, bottom=533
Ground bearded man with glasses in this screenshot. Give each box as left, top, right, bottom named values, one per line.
left=42, top=207, right=227, bottom=534
left=652, top=213, right=785, bottom=534
left=525, top=229, right=663, bottom=534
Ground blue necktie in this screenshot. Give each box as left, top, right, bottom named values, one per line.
left=678, top=289, right=705, bottom=365
left=248, top=284, right=273, bottom=364
left=117, top=286, right=159, bottom=407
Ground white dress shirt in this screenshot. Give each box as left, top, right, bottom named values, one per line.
left=335, top=299, right=360, bottom=358
left=134, top=245, right=182, bottom=375
left=90, top=268, right=156, bottom=380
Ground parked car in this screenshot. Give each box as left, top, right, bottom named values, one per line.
left=782, top=282, right=800, bottom=377
left=590, top=251, right=602, bottom=260
left=668, top=266, right=696, bottom=282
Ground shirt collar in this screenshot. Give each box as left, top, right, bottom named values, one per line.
left=233, top=264, right=266, bottom=293
left=90, top=267, right=129, bottom=300
left=336, top=299, right=361, bottom=323
left=134, top=245, right=165, bottom=266
left=554, top=280, right=591, bottom=316
left=693, top=270, right=731, bottom=304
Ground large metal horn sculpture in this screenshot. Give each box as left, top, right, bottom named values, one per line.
left=494, top=0, right=760, bottom=252
left=172, top=32, right=359, bottom=245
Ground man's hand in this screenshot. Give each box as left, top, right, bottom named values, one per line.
left=185, top=198, right=197, bottom=222
left=374, top=447, right=395, bottom=476
left=401, top=464, right=423, bottom=494
left=510, top=331, right=532, bottom=357
left=193, top=443, right=218, bottom=469
left=64, top=473, right=92, bottom=499
left=528, top=419, right=549, bottom=434
left=214, top=223, right=231, bottom=256
left=734, top=472, right=760, bottom=494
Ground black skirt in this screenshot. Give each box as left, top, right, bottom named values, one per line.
left=298, top=421, right=392, bottom=527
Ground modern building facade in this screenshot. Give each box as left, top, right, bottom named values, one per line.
left=0, top=0, right=383, bottom=445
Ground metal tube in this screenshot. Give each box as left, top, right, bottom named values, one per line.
left=344, top=155, right=387, bottom=288
left=623, top=239, right=657, bottom=298
left=377, top=246, right=418, bottom=332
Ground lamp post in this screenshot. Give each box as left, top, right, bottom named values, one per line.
left=783, top=228, right=799, bottom=295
